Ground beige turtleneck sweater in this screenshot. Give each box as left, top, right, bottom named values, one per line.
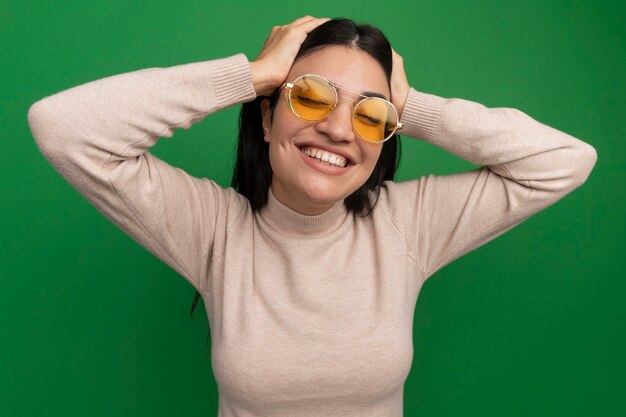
left=27, top=53, right=597, bottom=417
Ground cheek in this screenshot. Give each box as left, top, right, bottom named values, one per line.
left=363, top=145, right=383, bottom=169
left=270, top=109, right=300, bottom=142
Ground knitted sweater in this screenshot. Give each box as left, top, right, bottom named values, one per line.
left=27, top=53, right=597, bottom=417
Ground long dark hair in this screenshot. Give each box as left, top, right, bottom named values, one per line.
left=191, top=17, right=403, bottom=356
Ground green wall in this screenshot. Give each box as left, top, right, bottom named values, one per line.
left=2, top=0, right=624, bottom=416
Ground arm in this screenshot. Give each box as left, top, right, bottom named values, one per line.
left=383, top=87, right=597, bottom=282
left=27, top=53, right=257, bottom=292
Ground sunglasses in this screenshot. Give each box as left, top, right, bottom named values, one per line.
left=280, top=74, right=403, bottom=144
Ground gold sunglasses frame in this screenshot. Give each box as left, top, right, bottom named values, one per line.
left=279, top=73, right=403, bottom=144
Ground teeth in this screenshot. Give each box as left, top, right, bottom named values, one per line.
left=300, top=146, right=348, bottom=168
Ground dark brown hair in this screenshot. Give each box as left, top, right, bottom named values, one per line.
left=191, top=17, right=403, bottom=356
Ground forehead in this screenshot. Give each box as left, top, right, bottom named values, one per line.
left=287, top=45, right=390, bottom=98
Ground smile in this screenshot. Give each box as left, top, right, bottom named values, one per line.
left=300, top=146, right=348, bottom=168
left=295, top=145, right=354, bottom=175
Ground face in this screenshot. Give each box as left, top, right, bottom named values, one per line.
left=261, top=45, right=389, bottom=216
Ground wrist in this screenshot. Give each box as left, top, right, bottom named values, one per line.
left=397, top=87, right=409, bottom=120
left=249, top=60, right=277, bottom=97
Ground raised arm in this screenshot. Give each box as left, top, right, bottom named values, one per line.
left=381, top=86, right=597, bottom=282
left=27, top=53, right=257, bottom=292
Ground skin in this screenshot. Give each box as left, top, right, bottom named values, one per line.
left=259, top=45, right=391, bottom=216
left=249, top=15, right=410, bottom=216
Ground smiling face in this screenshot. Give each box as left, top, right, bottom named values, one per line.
left=261, top=45, right=390, bottom=216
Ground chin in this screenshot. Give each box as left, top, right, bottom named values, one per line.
left=302, top=185, right=346, bottom=206
left=305, top=191, right=342, bottom=205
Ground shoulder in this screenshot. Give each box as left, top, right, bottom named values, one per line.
left=198, top=179, right=251, bottom=225
left=369, top=179, right=421, bottom=228
left=374, top=179, right=423, bottom=209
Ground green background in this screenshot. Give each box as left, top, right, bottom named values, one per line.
left=2, top=0, right=624, bottom=416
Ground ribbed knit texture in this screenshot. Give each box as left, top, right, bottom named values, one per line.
left=27, top=53, right=597, bottom=417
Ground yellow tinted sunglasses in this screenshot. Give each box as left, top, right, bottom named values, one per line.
left=280, top=74, right=403, bottom=144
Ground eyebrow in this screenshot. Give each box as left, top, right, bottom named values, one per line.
left=362, top=91, right=389, bottom=100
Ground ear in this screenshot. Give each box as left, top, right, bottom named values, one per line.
left=260, top=98, right=273, bottom=143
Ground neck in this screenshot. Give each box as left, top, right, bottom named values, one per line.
left=260, top=186, right=349, bottom=239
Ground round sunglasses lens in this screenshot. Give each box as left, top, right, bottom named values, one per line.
left=353, top=99, right=398, bottom=143
left=290, top=76, right=336, bottom=120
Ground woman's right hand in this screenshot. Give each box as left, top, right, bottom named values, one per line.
left=250, top=16, right=331, bottom=97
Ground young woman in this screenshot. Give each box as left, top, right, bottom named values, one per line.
left=28, top=15, right=597, bottom=417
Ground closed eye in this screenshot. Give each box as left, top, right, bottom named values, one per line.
left=296, top=96, right=330, bottom=107
left=355, top=112, right=382, bottom=125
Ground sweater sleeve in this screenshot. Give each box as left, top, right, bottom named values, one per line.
left=26, top=53, right=257, bottom=293
left=380, top=88, right=598, bottom=283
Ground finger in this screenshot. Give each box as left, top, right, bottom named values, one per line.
left=296, top=17, right=331, bottom=32
left=288, top=15, right=316, bottom=26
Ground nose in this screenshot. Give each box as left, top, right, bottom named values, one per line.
left=314, top=97, right=357, bottom=142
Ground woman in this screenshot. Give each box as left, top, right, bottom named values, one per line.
left=27, top=16, right=597, bottom=417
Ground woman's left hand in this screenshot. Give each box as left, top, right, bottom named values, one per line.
left=390, top=48, right=410, bottom=120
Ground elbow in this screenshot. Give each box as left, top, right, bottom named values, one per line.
left=27, top=98, right=64, bottom=159
left=528, top=141, right=598, bottom=196
left=570, top=142, right=598, bottom=188
left=27, top=99, right=48, bottom=135
left=551, top=142, right=597, bottom=193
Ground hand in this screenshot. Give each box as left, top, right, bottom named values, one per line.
left=250, top=16, right=331, bottom=97
left=390, top=48, right=410, bottom=120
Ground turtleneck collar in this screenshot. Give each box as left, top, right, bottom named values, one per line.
left=258, top=187, right=349, bottom=239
